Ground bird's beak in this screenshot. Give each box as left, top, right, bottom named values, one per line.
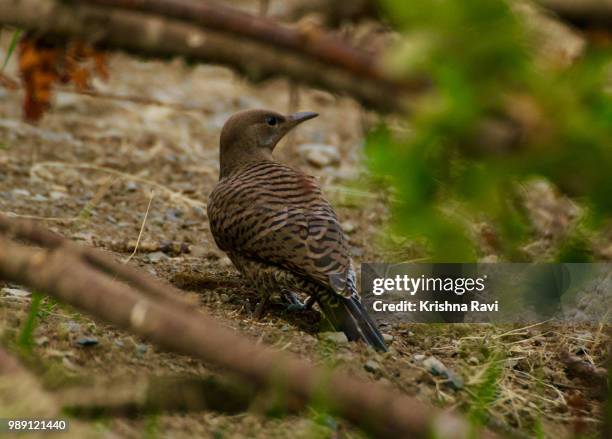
left=287, top=111, right=318, bottom=127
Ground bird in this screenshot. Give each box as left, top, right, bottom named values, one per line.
left=207, top=109, right=387, bottom=351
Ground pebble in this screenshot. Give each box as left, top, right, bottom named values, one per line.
left=64, top=321, right=81, bottom=333
left=35, top=336, right=49, bottom=346
left=126, top=181, right=138, bottom=192
left=31, top=194, right=48, bottom=202
left=319, top=331, right=348, bottom=344
left=50, top=191, right=67, bottom=200
left=423, top=356, right=464, bottom=390
left=341, top=221, right=357, bottom=234
left=192, top=205, right=207, bottom=218
left=298, top=143, right=340, bottom=168
left=1, top=287, right=31, bottom=298
left=364, top=360, right=381, bottom=374
left=165, top=208, right=184, bottom=222
left=219, top=256, right=233, bottom=267
left=147, top=251, right=169, bottom=263
left=135, top=344, right=148, bottom=356
left=75, top=337, right=99, bottom=347
left=382, top=333, right=394, bottom=344
left=12, top=188, right=30, bottom=198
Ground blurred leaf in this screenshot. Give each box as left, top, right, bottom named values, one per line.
left=366, top=0, right=612, bottom=261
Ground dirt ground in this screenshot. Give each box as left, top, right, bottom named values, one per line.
left=0, top=30, right=609, bottom=439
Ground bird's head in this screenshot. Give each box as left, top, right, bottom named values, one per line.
left=219, top=109, right=318, bottom=178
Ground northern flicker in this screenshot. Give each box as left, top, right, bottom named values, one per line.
left=208, top=109, right=387, bottom=351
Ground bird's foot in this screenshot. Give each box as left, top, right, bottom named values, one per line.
left=283, top=291, right=315, bottom=312
left=286, top=302, right=308, bottom=312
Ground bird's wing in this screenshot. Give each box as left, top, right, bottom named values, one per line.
left=208, top=162, right=355, bottom=297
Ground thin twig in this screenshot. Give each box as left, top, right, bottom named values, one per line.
left=123, top=191, right=155, bottom=264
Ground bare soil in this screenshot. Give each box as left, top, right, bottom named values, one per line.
left=0, top=34, right=608, bottom=439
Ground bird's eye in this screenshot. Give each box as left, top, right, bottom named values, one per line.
left=265, top=116, right=278, bottom=126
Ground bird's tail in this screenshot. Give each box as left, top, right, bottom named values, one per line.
left=319, top=295, right=387, bottom=352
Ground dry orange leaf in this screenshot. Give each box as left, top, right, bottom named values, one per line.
left=17, top=34, right=109, bottom=121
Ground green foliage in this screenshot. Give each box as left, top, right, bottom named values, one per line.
left=467, top=353, right=503, bottom=432
left=367, top=0, right=612, bottom=261
left=532, top=417, right=545, bottom=439
left=2, top=28, right=21, bottom=72
left=143, top=413, right=160, bottom=439
left=18, top=292, right=43, bottom=352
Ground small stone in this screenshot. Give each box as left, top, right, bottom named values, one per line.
left=147, top=251, right=169, bottom=263
left=126, top=181, right=138, bottom=192
left=12, top=188, right=30, bottom=198
left=423, top=356, right=464, bottom=390
left=2, top=287, right=31, bottom=298
left=135, top=344, right=148, bottom=356
left=31, top=194, right=48, bottom=202
left=446, top=370, right=464, bottom=390
left=76, top=337, right=99, bottom=347
left=298, top=143, right=340, bottom=168
left=62, top=357, right=80, bottom=371
left=341, top=221, right=357, bottom=234
left=35, top=336, right=49, bottom=346
left=364, top=360, right=381, bottom=373
left=50, top=191, right=67, bottom=200
left=319, top=331, right=349, bottom=344
left=467, top=356, right=479, bottom=365
left=219, top=256, right=233, bottom=267
left=64, top=321, right=81, bottom=333
left=382, top=333, right=394, bottom=344
left=165, top=208, right=183, bottom=222
left=423, top=356, right=447, bottom=375
left=192, top=205, right=207, bottom=218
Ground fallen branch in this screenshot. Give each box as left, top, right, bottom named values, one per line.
left=0, top=0, right=417, bottom=113
left=282, top=0, right=379, bottom=27
left=0, top=221, right=497, bottom=439
left=0, top=347, right=97, bottom=436
left=0, top=347, right=61, bottom=418
left=84, top=0, right=388, bottom=82
left=60, top=375, right=267, bottom=417
left=0, top=214, right=195, bottom=310
left=538, top=0, right=612, bottom=28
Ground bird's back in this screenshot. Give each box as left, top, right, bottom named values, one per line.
left=208, top=160, right=353, bottom=293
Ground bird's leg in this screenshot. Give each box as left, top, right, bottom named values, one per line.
left=253, top=292, right=270, bottom=319
left=283, top=290, right=316, bottom=312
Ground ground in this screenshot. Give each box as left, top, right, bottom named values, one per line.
left=0, top=33, right=609, bottom=439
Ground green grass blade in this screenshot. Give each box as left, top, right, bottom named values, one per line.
left=18, top=292, right=43, bottom=352
left=2, top=28, right=22, bottom=72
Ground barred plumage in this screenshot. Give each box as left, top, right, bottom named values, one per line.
left=207, top=109, right=387, bottom=351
